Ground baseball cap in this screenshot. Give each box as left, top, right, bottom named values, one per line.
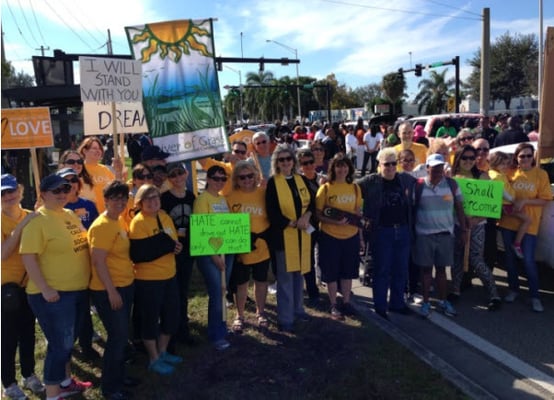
left=141, top=145, right=170, bottom=162
left=426, top=153, right=446, bottom=167
left=56, top=167, right=78, bottom=178
left=1, top=174, right=18, bottom=191
left=39, top=174, right=71, bottom=192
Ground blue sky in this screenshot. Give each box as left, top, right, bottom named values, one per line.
left=2, top=0, right=553, bottom=106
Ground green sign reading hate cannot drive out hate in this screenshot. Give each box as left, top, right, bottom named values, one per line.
left=189, top=213, right=251, bottom=256
left=454, top=178, right=504, bottom=219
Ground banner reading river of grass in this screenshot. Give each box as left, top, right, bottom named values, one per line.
left=125, top=19, right=229, bottom=162
left=454, top=178, right=504, bottom=218
left=189, top=213, right=251, bottom=256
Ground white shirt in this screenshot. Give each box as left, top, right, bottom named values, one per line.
left=345, top=133, right=358, bottom=155
left=363, top=131, right=383, bottom=152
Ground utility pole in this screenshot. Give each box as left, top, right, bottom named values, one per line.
left=480, top=8, right=490, bottom=116
left=538, top=0, right=543, bottom=108
left=35, top=45, right=50, bottom=56
left=107, top=29, right=113, bottom=55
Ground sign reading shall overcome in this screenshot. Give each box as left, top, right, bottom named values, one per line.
left=189, top=213, right=251, bottom=256
left=454, top=178, right=504, bottom=219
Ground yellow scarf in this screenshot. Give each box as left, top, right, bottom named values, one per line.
left=274, top=174, right=311, bottom=273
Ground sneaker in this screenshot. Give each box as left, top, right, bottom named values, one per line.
left=419, top=302, right=431, bottom=318
left=504, top=291, right=518, bottom=303
left=487, top=297, right=502, bottom=311
left=59, top=378, right=93, bottom=396
left=512, top=243, right=524, bottom=259
left=159, top=351, right=183, bottom=365
left=214, top=339, right=231, bottom=351
left=340, top=302, right=359, bottom=317
left=438, top=300, right=457, bottom=317
left=268, top=283, right=277, bottom=295
left=22, top=374, right=45, bottom=394
left=4, top=383, right=27, bottom=400
left=531, top=298, right=544, bottom=312
left=330, top=304, right=344, bottom=321
left=148, top=358, right=174, bottom=375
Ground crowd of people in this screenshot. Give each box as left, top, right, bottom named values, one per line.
left=1, top=112, right=551, bottom=400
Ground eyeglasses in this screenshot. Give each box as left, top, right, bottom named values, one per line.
left=209, top=176, right=227, bottom=182
left=461, top=156, right=476, bottom=161
left=277, top=156, right=293, bottom=163
left=300, top=160, right=315, bottom=166
left=312, top=148, right=324, bottom=152
left=168, top=169, right=186, bottom=178
left=108, top=195, right=128, bottom=202
left=254, top=140, right=267, bottom=145
left=64, top=176, right=80, bottom=184
left=50, top=185, right=71, bottom=195
left=518, top=154, right=533, bottom=159
left=233, top=149, right=247, bottom=155
left=1, top=188, right=16, bottom=196
left=238, top=173, right=255, bottom=181
left=459, top=136, right=474, bottom=141
left=135, top=173, right=153, bottom=180
left=382, top=161, right=397, bottom=167
left=64, top=159, right=84, bottom=165
left=476, top=147, right=489, bottom=153
left=400, top=159, right=414, bottom=163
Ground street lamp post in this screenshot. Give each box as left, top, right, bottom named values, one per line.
left=266, top=39, right=301, bottom=123
left=224, top=65, right=243, bottom=124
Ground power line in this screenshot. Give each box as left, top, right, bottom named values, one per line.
left=56, top=0, right=104, bottom=49
left=29, top=0, right=48, bottom=44
left=43, top=0, right=96, bottom=51
left=16, top=0, right=39, bottom=46
left=4, top=0, right=35, bottom=50
left=423, top=0, right=482, bottom=18
left=319, top=0, right=482, bottom=21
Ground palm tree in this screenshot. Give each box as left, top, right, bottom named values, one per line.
left=245, top=71, right=275, bottom=121
left=414, top=70, right=454, bottom=115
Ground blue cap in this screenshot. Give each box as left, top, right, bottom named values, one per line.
left=56, top=167, right=78, bottom=178
left=1, top=174, right=18, bottom=191
left=426, top=153, right=445, bottom=167
left=39, top=174, right=71, bottom=192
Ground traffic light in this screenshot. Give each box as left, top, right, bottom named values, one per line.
left=397, top=68, right=403, bottom=78
left=415, top=64, right=422, bottom=77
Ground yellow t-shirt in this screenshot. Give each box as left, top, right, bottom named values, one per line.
left=88, top=214, right=134, bottom=290
left=85, top=163, right=115, bottom=213
left=498, top=167, right=552, bottom=235
left=489, top=169, right=515, bottom=205
left=193, top=191, right=230, bottom=214
left=202, top=158, right=234, bottom=196
left=394, top=142, right=428, bottom=171
left=316, top=182, right=361, bottom=239
left=129, top=211, right=177, bottom=280
left=20, top=207, right=91, bottom=294
left=226, top=187, right=270, bottom=264
left=1, top=207, right=31, bottom=286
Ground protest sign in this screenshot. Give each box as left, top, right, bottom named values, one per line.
left=83, top=102, right=147, bottom=135
left=1, top=107, right=53, bottom=149
left=454, top=178, right=504, bottom=218
left=189, top=213, right=251, bottom=256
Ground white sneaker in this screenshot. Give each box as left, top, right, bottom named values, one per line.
left=531, top=298, right=544, bottom=312
left=268, top=283, right=277, bottom=295
left=504, top=291, right=518, bottom=303
left=22, top=374, right=45, bottom=394
left=4, top=383, right=27, bottom=400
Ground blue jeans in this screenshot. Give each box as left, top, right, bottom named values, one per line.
left=500, top=228, right=540, bottom=298
left=371, top=225, right=410, bottom=313
left=91, top=285, right=134, bottom=395
left=27, top=290, right=87, bottom=384
left=196, top=255, right=234, bottom=343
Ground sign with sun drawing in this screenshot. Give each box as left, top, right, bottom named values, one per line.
left=125, top=19, right=229, bottom=162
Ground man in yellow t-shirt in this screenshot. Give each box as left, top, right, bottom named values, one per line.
left=394, top=122, right=428, bottom=171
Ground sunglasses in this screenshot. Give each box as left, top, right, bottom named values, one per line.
left=135, top=173, right=153, bottom=180
left=278, top=156, right=293, bottom=163
left=168, top=169, right=186, bottom=178
left=1, top=188, right=17, bottom=196
left=312, top=148, right=324, bottom=152
left=300, top=160, right=315, bottom=166
left=476, top=147, right=489, bottom=153
left=238, top=173, right=255, bottom=181
left=518, top=154, right=533, bottom=159
left=254, top=140, right=267, bottom=145
left=209, top=176, right=227, bottom=182
left=383, top=161, right=397, bottom=167
left=461, top=156, right=476, bottom=161
left=64, top=176, right=80, bottom=184
left=64, top=159, right=84, bottom=165
left=51, top=185, right=71, bottom=195
left=400, top=159, right=414, bottom=163
left=233, top=149, right=247, bottom=155
left=459, top=136, right=474, bottom=141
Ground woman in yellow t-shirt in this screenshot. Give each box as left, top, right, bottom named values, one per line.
left=1, top=174, right=44, bottom=398
left=226, top=161, right=270, bottom=332
left=20, top=174, right=92, bottom=399
left=88, top=181, right=135, bottom=398
left=129, top=184, right=182, bottom=375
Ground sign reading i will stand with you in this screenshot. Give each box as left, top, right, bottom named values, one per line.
left=79, top=56, right=146, bottom=134
left=189, top=213, right=251, bottom=256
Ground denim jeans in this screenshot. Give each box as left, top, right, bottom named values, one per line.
left=91, top=285, right=134, bottom=395
left=500, top=228, right=540, bottom=298
left=196, top=255, right=234, bottom=343
left=371, top=225, right=410, bottom=313
left=274, top=250, right=306, bottom=326
left=27, top=290, right=87, bottom=384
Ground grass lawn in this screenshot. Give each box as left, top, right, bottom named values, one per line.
left=18, top=268, right=467, bottom=400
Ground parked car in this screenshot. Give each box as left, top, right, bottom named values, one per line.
left=407, top=113, right=483, bottom=137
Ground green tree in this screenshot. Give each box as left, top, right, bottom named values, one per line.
left=244, top=71, right=275, bottom=122
left=414, top=69, right=454, bottom=114
left=466, top=32, right=538, bottom=109
left=1, top=60, right=35, bottom=87
left=381, top=71, right=406, bottom=115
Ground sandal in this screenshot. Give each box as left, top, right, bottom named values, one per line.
left=257, top=314, right=269, bottom=329
left=232, top=318, right=244, bottom=334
